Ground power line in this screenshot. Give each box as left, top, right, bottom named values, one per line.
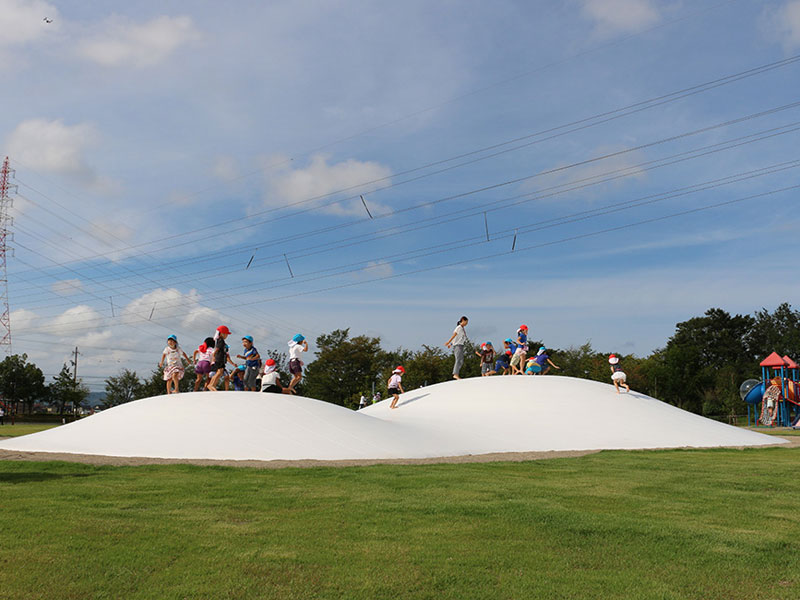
left=9, top=51, right=800, bottom=279
left=9, top=106, right=800, bottom=309
left=12, top=161, right=798, bottom=335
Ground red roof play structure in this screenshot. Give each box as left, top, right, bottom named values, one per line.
left=783, top=356, right=799, bottom=369
left=760, top=352, right=787, bottom=368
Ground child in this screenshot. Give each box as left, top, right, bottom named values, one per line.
left=505, top=338, right=518, bottom=374
left=529, top=347, right=560, bottom=375
left=608, top=354, right=630, bottom=393
left=287, top=333, right=308, bottom=392
left=261, top=359, right=293, bottom=394
left=476, top=342, right=496, bottom=376
left=511, top=325, right=529, bottom=375
left=489, top=339, right=515, bottom=376
left=388, top=366, right=405, bottom=409
left=231, top=365, right=246, bottom=391
left=192, top=337, right=215, bottom=391
left=359, top=394, right=367, bottom=409
left=207, top=325, right=233, bottom=392
left=236, top=335, right=262, bottom=391
left=159, top=335, right=190, bottom=394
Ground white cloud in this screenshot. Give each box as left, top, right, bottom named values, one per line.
left=48, top=305, right=104, bottom=336
left=4, top=118, right=116, bottom=191
left=123, top=287, right=193, bottom=323
left=581, top=0, right=661, bottom=36
left=762, top=0, right=800, bottom=51
left=122, top=287, right=223, bottom=334
left=0, top=0, right=60, bottom=47
left=75, top=15, right=201, bottom=68
left=182, top=305, right=224, bottom=330
left=212, top=155, right=239, bottom=181
left=265, top=153, right=393, bottom=216
left=51, top=279, right=83, bottom=296
left=10, top=308, right=38, bottom=331
left=76, top=329, right=113, bottom=349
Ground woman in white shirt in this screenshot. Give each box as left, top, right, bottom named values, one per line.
left=445, top=316, right=469, bottom=380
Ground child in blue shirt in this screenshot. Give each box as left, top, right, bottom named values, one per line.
left=236, top=335, right=262, bottom=391
left=526, top=347, right=560, bottom=375
left=488, top=339, right=515, bottom=375
left=511, top=325, right=529, bottom=375
left=231, top=365, right=246, bottom=391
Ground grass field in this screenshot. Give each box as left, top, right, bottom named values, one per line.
left=2, top=447, right=800, bottom=599
left=0, top=423, right=59, bottom=438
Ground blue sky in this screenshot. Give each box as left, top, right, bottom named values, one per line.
left=1, top=0, right=799, bottom=389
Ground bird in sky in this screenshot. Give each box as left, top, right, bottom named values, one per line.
left=43, top=17, right=53, bottom=23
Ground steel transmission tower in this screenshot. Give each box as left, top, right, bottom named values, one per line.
left=0, top=157, right=14, bottom=354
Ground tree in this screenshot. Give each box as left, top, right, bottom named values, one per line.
left=49, top=364, right=89, bottom=416
left=745, top=303, right=800, bottom=360
left=657, top=308, right=754, bottom=415
left=104, top=369, right=144, bottom=407
left=550, top=341, right=605, bottom=381
left=138, top=364, right=196, bottom=398
left=389, top=345, right=446, bottom=391
left=303, top=329, right=392, bottom=407
left=0, top=353, right=46, bottom=415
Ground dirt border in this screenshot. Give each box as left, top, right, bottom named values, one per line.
left=0, top=437, right=795, bottom=469
left=0, top=448, right=602, bottom=468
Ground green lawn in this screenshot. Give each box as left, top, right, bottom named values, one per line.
left=0, top=423, right=59, bottom=437
left=745, top=426, right=800, bottom=437
left=2, top=448, right=800, bottom=599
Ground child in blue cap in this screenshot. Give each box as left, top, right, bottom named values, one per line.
left=231, top=365, right=246, bottom=391
left=236, top=335, right=262, bottom=391
left=288, top=333, right=308, bottom=393
left=159, top=335, right=190, bottom=395
left=487, top=339, right=514, bottom=375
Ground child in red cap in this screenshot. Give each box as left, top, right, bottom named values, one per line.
left=388, top=366, right=405, bottom=409
left=207, top=326, right=234, bottom=391
left=260, top=359, right=293, bottom=394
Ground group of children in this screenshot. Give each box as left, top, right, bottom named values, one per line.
left=158, top=326, right=308, bottom=395
left=473, top=324, right=562, bottom=377
left=157, top=319, right=631, bottom=404
left=454, top=318, right=631, bottom=393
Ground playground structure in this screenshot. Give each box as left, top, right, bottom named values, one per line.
left=740, top=352, right=800, bottom=427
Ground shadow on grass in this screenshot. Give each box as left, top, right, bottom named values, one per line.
left=0, top=472, right=95, bottom=484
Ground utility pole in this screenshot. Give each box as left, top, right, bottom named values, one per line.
left=69, top=347, right=80, bottom=419
left=71, top=347, right=79, bottom=383
left=0, top=157, right=15, bottom=356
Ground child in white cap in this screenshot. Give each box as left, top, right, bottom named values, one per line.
left=388, top=366, right=405, bottom=409
left=608, top=354, right=630, bottom=394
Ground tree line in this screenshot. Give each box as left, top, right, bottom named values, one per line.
left=2, top=303, right=798, bottom=419
left=0, top=358, right=89, bottom=417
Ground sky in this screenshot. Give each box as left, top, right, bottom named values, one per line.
left=1, top=0, right=799, bottom=390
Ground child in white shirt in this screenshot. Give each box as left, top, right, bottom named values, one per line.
left=388, top=366, right=405, bottom=409
left=159, top=335, right=190, bottom=395
left=287, top=334, right=308, bottom=392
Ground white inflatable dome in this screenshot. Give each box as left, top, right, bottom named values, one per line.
left=0, top=376, right=782, bottom=461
